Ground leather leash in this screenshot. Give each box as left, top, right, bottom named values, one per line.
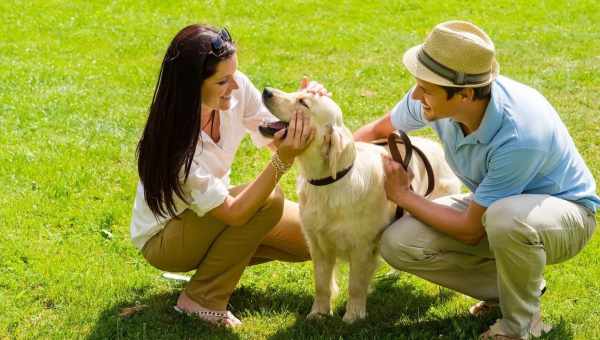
left=374, top=130, right=436, bottom=218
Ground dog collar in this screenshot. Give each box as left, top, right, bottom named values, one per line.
left=307, top=164, right=354, bottom=186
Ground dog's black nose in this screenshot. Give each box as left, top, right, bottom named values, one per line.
left=262, top=88, right=273, bottom=101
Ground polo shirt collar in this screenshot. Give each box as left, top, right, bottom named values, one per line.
left=475, top=82, right=504, bottom=144
left=454, top=80, right=504, bottom=146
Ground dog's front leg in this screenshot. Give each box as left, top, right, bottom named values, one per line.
left=343, top=249, right=378, bottom=323
left=307, top=245, right=336, bottom=319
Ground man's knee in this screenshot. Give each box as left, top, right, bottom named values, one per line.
left=379, top=216, right=433, bottom=270
left=483, top=197, right=532, bottom=249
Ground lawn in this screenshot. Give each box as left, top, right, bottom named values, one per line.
left=1, top=0, right=599, bottom=339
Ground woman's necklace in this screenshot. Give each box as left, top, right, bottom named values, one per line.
left=202, top=110, right=221, bottom=143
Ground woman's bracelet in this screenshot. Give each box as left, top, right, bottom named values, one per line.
left=271, top=152, right=293, bottom=181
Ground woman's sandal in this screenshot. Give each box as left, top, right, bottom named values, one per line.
left=173, top=305, right=242, bottom=327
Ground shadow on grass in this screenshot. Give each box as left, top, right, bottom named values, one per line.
left=86, top=284, right=240, bottom=340
left=266, top=275, right=575, bottom=340
left=86, top=277, right=574, bottom=340
left=85, top=281, right=314, bottom=340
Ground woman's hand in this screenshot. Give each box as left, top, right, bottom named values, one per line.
left=381, top=154, right=413, bottom=204
left=299, top=76, right=331, bottom=97
left=272, top=110, right=315, bottom=164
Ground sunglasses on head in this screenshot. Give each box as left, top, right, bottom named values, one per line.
left=167, top=27, right=233, bottom=63
left=210, top=27, right=233, bottom=57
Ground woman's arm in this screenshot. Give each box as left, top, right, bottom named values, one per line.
left=209, top=111, right=314, bottom=226
left=208, top=160, right=284, bottom=226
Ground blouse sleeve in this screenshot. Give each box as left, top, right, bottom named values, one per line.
left=185, top=166, right=229, bottom=217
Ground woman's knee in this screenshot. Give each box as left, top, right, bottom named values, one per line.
left=253, top=185, right=285, bottom=232
left=263, top=185, right=284, bottom=213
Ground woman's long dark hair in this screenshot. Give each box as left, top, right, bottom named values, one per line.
left=136, top=24, right=236, bottom=219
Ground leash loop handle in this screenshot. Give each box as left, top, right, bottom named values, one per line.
left=387, top=131, right=413, bottom=172
left=384, top=130, right=436, bottom=218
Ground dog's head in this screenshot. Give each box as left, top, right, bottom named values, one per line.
left=261, top=87, right=344, bottom=129
left=260, top=87, right=354, bottom=179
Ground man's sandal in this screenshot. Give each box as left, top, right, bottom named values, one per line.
left=479, top=326, right=522, bottom=340
left=479, top=312, right=552, bottom=339
left=469, top=300, right=499, bottom=317
left=173, top=305, right=242, bottom=327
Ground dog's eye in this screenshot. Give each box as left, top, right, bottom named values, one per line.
left=298, top=98, right=310, bottom=109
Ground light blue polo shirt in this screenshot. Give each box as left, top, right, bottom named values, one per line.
left=390, top=75, right=599, bottom=213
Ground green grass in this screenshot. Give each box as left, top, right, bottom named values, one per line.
left=1, top=0, right=599, bottom=339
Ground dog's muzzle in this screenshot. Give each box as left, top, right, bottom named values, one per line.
left=258, top=120, right=289, bottom=138
left=259, top=88, right=289, bottom=138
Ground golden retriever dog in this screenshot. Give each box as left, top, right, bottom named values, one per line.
left=260, top=88, right=461, bottom=323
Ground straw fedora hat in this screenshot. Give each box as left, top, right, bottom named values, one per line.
left=403, top=20, right=499, bottom=87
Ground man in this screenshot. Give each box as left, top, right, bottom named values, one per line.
left=354, top=21, right=599, bottom=339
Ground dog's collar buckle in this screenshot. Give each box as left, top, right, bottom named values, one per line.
left=307, top=164, right=354, bottom=186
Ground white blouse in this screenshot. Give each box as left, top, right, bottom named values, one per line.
left=130, top=71, right=276, bottom=250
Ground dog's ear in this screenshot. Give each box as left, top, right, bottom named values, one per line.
left=321, top=129, right=331, bottom=161
left=323, top=124, right=351, bottom=179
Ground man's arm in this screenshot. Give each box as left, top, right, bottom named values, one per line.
left=395, top=190, right=486, bottom=245
left=353, top=112, right=395, bottom=142
left=382, top=155, right=486, bottom=245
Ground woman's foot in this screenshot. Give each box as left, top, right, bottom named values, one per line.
left=174, top=291, right=242, bottom=327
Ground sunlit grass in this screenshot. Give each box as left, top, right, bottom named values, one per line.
left=1, top=0, right=599, bottom=338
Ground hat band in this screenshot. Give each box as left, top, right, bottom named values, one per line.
left=418, top=48, right=490, bottom=86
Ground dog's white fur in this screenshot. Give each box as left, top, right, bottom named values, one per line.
left=263, top=88, right=461, bottom=322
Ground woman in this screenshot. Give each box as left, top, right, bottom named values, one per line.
left=130, top=24, right=319, bottom=327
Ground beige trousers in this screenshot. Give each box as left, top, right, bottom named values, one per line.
left=142, top=185, right=310, bottom=310
left=380, top=193, right=596, bottom=338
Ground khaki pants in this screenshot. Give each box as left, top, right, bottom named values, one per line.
left=142, top=185, right=310, bottom=310
left=380, top=194, right=596, bottom=337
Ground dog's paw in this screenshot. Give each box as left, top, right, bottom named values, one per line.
left=307, top=302, right=331, bottom=320
left=342, top=310, right=366, bottom=324
left=307, top=311, right=326, bottom=320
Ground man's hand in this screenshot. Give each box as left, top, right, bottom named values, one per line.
left=382, top=154, right=486, bottom=246
left=381, top=154, right=413, bottom=204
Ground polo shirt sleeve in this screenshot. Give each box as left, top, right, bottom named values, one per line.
left=474, top=147, right=547, bottom=208
left=389, top=87, right=428, bottom=132
left=239, top=73, right=278, bottom=148
left=186, top=166, right=229, bottom=217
